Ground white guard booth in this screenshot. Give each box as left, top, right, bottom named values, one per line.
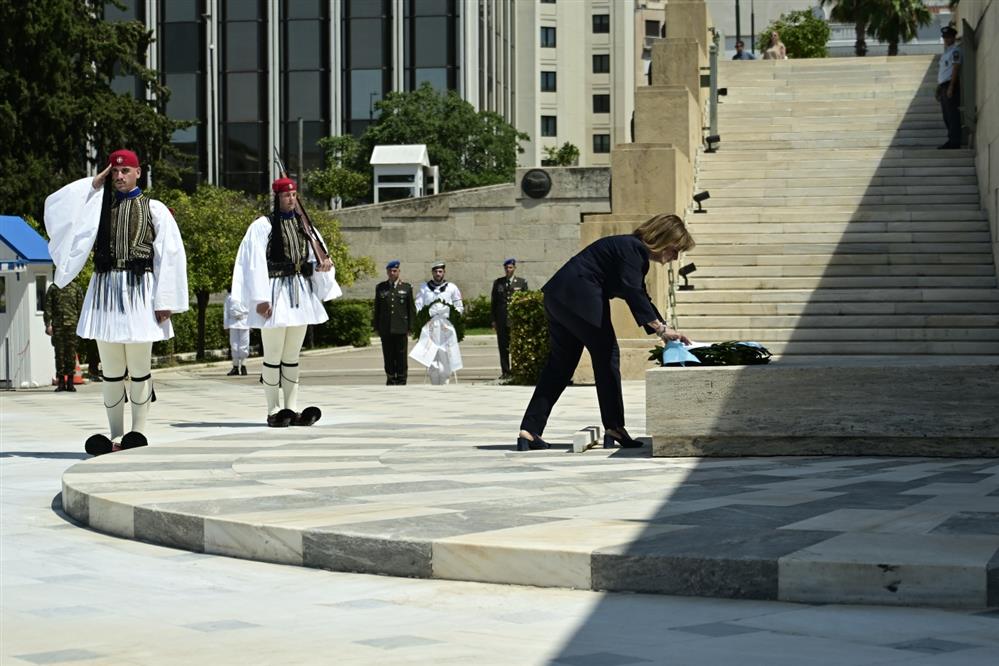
left=369, top=144, right=440, bottom=203
left=0, top=216, right=56, bottom=389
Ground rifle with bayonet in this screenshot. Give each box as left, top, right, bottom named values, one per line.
left=273, top=148, right=332, bottom=272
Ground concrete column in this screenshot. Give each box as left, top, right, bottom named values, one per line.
left=634, top=86, right=699, bottom=160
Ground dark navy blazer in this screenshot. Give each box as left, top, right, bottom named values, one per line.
left=542, top=234, right=663, bottom=332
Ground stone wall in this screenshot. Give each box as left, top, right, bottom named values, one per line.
left=328, top=167, right=610, bottom=300
left=960, top=1, right=999, bottom=277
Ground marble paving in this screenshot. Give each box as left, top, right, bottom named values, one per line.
left=21, top=363, right=997, bottom=609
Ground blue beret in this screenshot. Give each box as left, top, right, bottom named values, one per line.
left=386, top=260, right=400, bottom=269
left=503, top=258, right=517, bottom=266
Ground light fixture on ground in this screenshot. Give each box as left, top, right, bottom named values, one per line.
left=705, top=134, right=721, bottom=153
left=693, top=190, right=710, bottom=214
left=677, top=263, right=697, bottom=291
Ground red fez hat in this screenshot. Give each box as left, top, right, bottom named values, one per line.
left=108, top=149, right=140, bottom=168
left=272, top=177, right=297, bottom=193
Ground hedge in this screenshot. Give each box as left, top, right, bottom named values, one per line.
left=463, top=294, right=492, bottom=328
left=153, top=298, right=373, bottom=358
left=508, top=290, right=549, bottom=385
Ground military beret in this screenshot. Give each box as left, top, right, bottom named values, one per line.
left=272, top=177, right=297, bottom=193
left=108, top=149, right=140, bottom=168
left=503, top=258, right=517, bottom=266
left=386, top=260, right=400, bottom=269
left=431, top=261, right=446, bottom=270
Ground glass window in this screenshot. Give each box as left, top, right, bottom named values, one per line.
left=415, top=68, right=448, bottom=93
left=540, top=26, right=556, bottom=48
left=347, top=0, right=385, bottom=18
left=225, top=123, right=263, bottom=172
left=226, top=72, right=261, bottom=121
left=226, top=22, right=262, bottom=71
left=163, top=0, right=199, bottom=22
left=0, top=276, right=5, bottom=313
left=283, top=120, right=325, bottom=174
left=286, top=21, right=322, bottom=70
left=286, top=0, right=323, bottom=19
left=165, top=73, right=200, bottom=122
left=226, top=0, right=260, bottom=21
left=593, top=134, right=611, bottom=153
left=592, top=54, right=609, bottom=73
left=162, top=23, right=201, bottom=73
left=645, top=20, right=661, bottom=37
left=541, top=115, right=557, bottom=137
left=540, top=0, right=556, bottom=3
left=350, top=69, right=384, bottom=119
left=35, top=275, right=46, bottom=312
left=224, top=172, right=266, bottom=194
left=593, top=93, right=610, bottom=113
left=540, top=70, right=556, bottom=92
left=592, top=14, right=609, bottom=33
left=412, top=0, right=450, bottom=15
left=287, top=71, right=322, bottom=120
left=350, top=18, right=387, bottom=68
left=414, top=17, right=450, bottom=67
left=105, top=0, right=139, bottom=21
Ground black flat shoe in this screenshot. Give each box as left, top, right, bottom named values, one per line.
left=603, top=430, right=645, bottom=448
left=516, top=433, right=550, bottom=451
left=267, top=409, right=296, bottom=428
left=226, top=367, right=239, bottom=376
left=293, top=406, right=321, bottom=427
left=84, top=434, right=114, bottom=456
left=120, top=431, right=148, bottom=450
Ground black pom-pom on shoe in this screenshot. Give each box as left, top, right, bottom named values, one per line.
left=120, top=431, right=148, bottom=450
left=294, top=406, right=321, bottom=427
left=84, top=434, right=114, bottom=457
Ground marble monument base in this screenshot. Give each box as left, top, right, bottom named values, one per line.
left=648, top=362, right=999, bottom=457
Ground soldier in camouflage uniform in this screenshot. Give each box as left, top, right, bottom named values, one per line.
left=43, top=280, right=84, bottom=392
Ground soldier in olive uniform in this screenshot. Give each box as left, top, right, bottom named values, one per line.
left=43, top=280, right=84, bottom=392
left=373, top=260, right=416, bottom=385
left=490, top=258, right=529, bottom=378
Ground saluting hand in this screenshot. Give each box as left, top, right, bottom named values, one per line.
left=256, top=302, right=273, bottom=319
left=92, top=163, right=112, bottom=190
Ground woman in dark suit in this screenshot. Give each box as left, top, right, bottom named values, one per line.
left=517, top=214, right=695, bottom=451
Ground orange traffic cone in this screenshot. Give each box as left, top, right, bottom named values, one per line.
left=73, top=354, right=85, bottom=385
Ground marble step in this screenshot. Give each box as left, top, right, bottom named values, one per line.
left=720, top=129, right=949, bottom=142
left=697, top=174, right=978, bottom=186
left=691, top=232, right=990, bottom=244
left=707, top=195, right=981, bottom=207
left=675, top=314, right=999, bottom=329
left=704, top=185, right=980, bottom=198
left=688, top=264, right=995, bottom=278
left=684, top=222, right=988, bottom=233
left=693, top=208, right=987, bottom=222
left=690, top=244, right=993, bottom=257
left=702, top=138, right=952, bottom=151
left=679, top=276, right=998, bottom=289
left=677, top=328, right=999, bottom=342
left=674, top=288, right=999, bottom=303
left=684, top=253, right=993, bottom=266
left=688, top=339, right=999, bottom=355
left=698, top=148, right=974, bottom=162
left=674, top=301, right=999, bottom=316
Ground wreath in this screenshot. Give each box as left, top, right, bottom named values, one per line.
left=412, top=300, right=466, bottom=342
left=648, top=341, right=772, bottom=366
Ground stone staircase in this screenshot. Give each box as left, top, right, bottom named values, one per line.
left=679, top=56, right=999, bottom=357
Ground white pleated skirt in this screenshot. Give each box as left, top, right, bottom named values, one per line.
left=243, top=274, right=331, bottom=329
left=76, top=271, right=174, bottom=343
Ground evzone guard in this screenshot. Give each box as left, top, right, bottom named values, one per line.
left=44, top=149, right=189, bottom=455
left=230, top=176, right=341, bottom=427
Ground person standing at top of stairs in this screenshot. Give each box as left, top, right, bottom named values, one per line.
left=937, top=25, right=962, bottom=150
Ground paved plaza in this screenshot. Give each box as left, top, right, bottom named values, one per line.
left=2, top=340, right=999, bottom=665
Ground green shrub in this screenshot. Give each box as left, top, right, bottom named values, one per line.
left=508, top=290, right=548, bottom=385
left=758, top=9, right=830, bottom=59
left=153, top=303, right=227, bottom=356
left=463, top=294, right=492, bottom=329
left=317, top=298, right=373, bottom=347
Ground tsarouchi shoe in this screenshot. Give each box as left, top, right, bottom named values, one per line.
left=267, top=409, right=296, bottom=428
left=120, top=431, right=148, bottom=450
left=293, top=406, right=321, bottom=427
left=84, top=434, right=114, bottom=456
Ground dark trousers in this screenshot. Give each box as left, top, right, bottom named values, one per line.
left=519, top=296, right=624, bottom=436
left=381, top=333, right=409, bottom=385
left=52, top=328, right=77, bottom=376
left=939, top=81, right=961, bottom=146
left=497, top=322, right=511, bottom=375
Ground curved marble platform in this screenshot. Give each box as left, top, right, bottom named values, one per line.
left=60, top=383, right=999, bottom=609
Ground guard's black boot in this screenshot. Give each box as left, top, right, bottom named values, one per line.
left=55, top=376, right=65, bottom=392
left=240, top=366, right=247, bottom=376
left=227, top=366, right=239, bottom=376
left=65, top=375, right=77, bottom=392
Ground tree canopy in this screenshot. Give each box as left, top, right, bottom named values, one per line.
left=356, top=83, right=529, bottom=194
left=758, top=9, right=832, bottom=59
left=0, top=0, right=188, bottom=219
left=305, top=136, right=371, bottom=207
left=542, top=142, right=581, bottom=167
